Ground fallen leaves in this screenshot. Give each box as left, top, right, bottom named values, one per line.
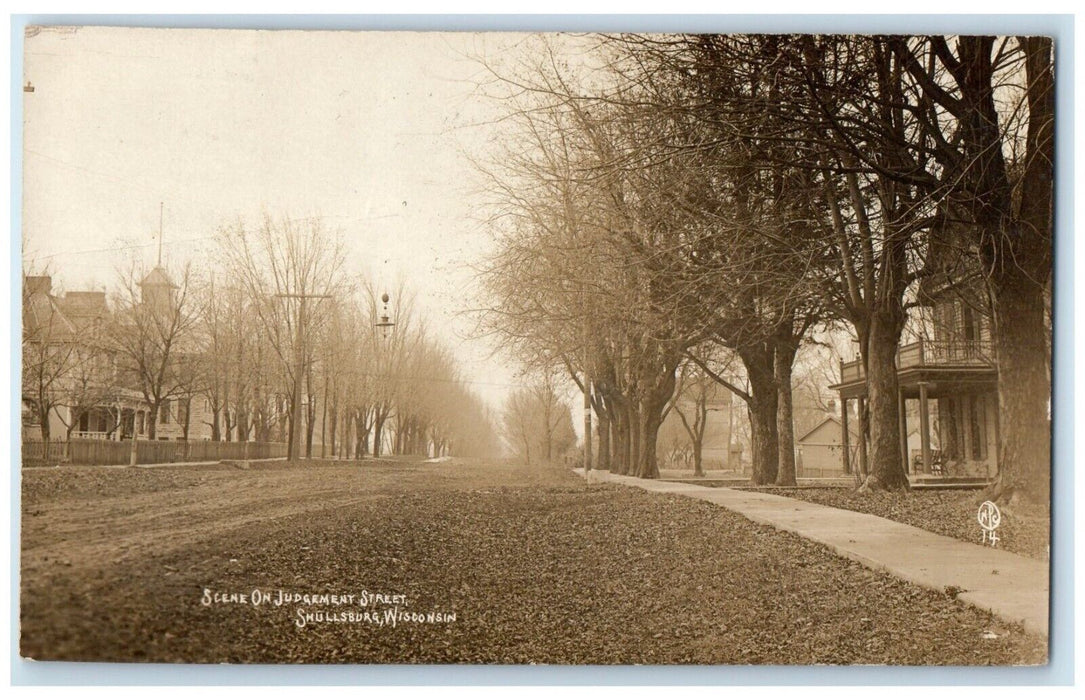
left=20, top=460, right=1047, bottom=665
left=740, top=487, right=1050, bottom=561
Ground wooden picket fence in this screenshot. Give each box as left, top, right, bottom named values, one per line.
left=21, top=438, right=288, bottom=467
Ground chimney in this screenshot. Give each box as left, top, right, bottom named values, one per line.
left=25, top=275, right=51, bottom=296
left=64, top=291, right=108, bottom=315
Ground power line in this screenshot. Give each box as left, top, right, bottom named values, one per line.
left=24, top=234, right=219, bottom=264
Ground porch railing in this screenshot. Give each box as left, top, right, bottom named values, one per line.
left=840, top=337, right=994, bottom=384
left=71, top=430, right=115, bottom=440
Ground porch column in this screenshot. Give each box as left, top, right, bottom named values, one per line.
left=857, top=397, right=868, bottom=477
left=919, top=382, right=932, bottom=474
left=898, top=389, right=909, bottom=474
left=841, top=397, right=851, bottom=474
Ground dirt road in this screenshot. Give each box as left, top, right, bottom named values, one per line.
left=22, top=459, right=512, bottom=584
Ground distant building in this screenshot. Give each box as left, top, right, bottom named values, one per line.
left=658, top=387, right=744, bottom=472
left=22, top=275, right=148, bottom=442
left=795, top=416, right=852, bottom=478
left=22, top=271, right=219, bottom=443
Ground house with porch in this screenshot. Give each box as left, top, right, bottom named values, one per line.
left=830, top=277, right=999, bottom=482
left=22, top=272, right=215, bottom=444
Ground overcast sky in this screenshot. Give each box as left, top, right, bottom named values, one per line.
left=22, top=27, right=554, bottom=411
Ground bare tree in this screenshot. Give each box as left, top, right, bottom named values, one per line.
left=885, top=35, right=1054, bottom=505
left=110, top=262, right=200, bottom=441
left=218, top=214, right=348, bottom=460
left=21, top=274, right=78, bottom=453
left=500, top=373, right=576, bottom=465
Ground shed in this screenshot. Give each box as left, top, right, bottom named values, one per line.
left=796, top=416, right=853, bottom=478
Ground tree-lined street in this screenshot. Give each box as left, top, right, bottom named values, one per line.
left=479, top=34, right=1052, bottom=504
left=19, top=27, right=1058, bottom=673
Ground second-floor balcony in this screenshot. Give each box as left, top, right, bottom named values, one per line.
left=839, top=338, right=994, bottom=386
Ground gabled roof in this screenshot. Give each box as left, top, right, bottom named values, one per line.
left=797, top=416, right=855, bottom=444
left=140, top=266, right=176, bottom=288
left=23, top=289, right=77, bottom=341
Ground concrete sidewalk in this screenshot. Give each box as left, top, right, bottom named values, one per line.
left=576, top=468, right=1050, bottom=637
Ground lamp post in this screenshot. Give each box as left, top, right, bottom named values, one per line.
left=375, top=292, right=395, bottom=339
left=372, top=293, right=395, bottom=458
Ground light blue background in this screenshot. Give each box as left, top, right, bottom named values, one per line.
left=8, top=13, right=1075, bottom=686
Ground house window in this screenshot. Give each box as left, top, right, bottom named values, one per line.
left=970, top=395, right=987, bottom=461
left=22, top=399, right=40, bottom=426
left=944, top=397, right=963, bottom=461
left=177, top=400, right=189, bottom=427
left=962, top=304, right=978, bottom=342
left=136, top=411, right=145, bottom=435
left=160, top=400, right=170, bottom=425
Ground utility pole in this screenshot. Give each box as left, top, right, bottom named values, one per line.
left=274, top=292, right=332, bottom=461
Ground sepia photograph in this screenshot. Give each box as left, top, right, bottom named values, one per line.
left=16, top=22, right=1057, bottom=671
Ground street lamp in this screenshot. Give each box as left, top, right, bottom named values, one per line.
left=375, top=292, right=395, bottom=338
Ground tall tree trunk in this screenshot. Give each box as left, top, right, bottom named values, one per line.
left=305, top=404, right=316, bottom=458
left=860, top=308, right=910, bottom=491
left=345, top=410, right=354, bottom=459
left=775, top=341, right=799, bottom=486
left=596, top=412, right=611, bottom=471
left=237, top=408, right=249, bottom=442
left=747, top=391, right=778, bottom=485
left=973, top=37, right=1052, bottom=507
left=636, top=362, right=678, bottom=479
left=182, top=399, right=192, bottom=459
left=692, top=419, right=704, bottom=478
left=612, top=400, right=630, bottom=475
left=64, top=424, right=74, bottom=462
left=987, top=274, right=1051, bottom=504
left=373, top=411, right=384, bottom=458
left=343, top=411, right=352, bottom=459
left=320, top=393, right=328, bottom=459
left=286, top=394, right=296, bottom=458
left=359, top=412, right=371, bottom=458
left=328, top=405, right=337, bottom=458
left=610, top=411, right=621, bottom=473
left=638, top=407, right=664, bottom=479
left=741, top=346, right=778, bottom=485
left=354, top=413, right=364, bottom=459
left=147, top=402, right=159, bottom=440
left=38, top=404, right=51, bottom=458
